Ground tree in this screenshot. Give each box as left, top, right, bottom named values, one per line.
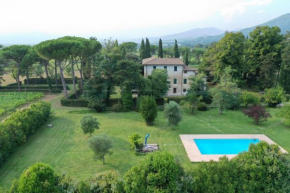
left=80, top=116, right=100, bottom=136
left=246, top=26, right=283, bottom=89
left=279, top=41, right=290, bottom=93
left=140, top=96, right=157, bottom=126
left=16, top=162, right=59, bottom=193
left=186, top=73, right=208, bottom=114
left=139, top=39, right=146, bottom=59
left=36, top=39, right=82, bottom=99
left=147, top=69, right=170, bottom=99
left=158, top=39, right=163, bottom=58
left=234, top=141, right=290, bottom=192
left=89, top=134, right=113, bottom=164
left=124, top=151, right=180, bottom=193
left=242, top=91, right=260, bottom=108
left=184, top=48, right=189, bottom=66
left=174, top=39, right=180, bottom=58
left=264, top=86, right=285, bottom=107
left=200, top=32, right=245, bottom=83
left=242, top=106, right=271, bottom=125
left=278, top=104, right=290, bottom=127
left=164, top=101, right=183, bottom=126
left=210, top=67, right=242, bottom=114
left=119, top=42, right=137, bottom=54
left=20, top=47, right=39, bottom=86
left=1, top=45, right=31, bottom=91
left=84, top=71, right=109, bottom=112
left=145, top=38, right=151, bottom=58
left=0, top=51, right=5, bottom=85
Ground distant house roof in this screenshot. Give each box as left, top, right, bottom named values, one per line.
left=183, top=66, right=198, bottom=71
left=142, top=57, right=185, bottom=66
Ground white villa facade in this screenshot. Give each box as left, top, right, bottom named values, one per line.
left=142, top=57, right=198, bottom=96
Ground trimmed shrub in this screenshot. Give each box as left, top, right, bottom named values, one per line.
left=0, top=101, right=51, bottom=167
left=197, top=102, right=208, bottom=111
left=164, top=101, right=183, bottom=126
left=242, top=91, right=260, bottom=107
left=17, top=162, right=59, bottom=193
left=140, top=96, right=157, bottom=126
left=124, top=151, right=181, bottom=193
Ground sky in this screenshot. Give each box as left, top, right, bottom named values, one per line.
left=0, top=0, right=289, bottom=40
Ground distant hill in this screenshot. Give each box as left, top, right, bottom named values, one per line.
left=161, top=27, right=224, bottom=41
left=189, top=13, right=290, bottom=46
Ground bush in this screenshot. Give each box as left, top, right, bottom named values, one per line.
left=166, top=96, right=186, bottom=104
left=197, top=102, right=208, bottom=111
left=242, top=106, right=271, bottom=125
left=128, top=133, right=143, bottom=150
left=90, top=171, right=124, bottom=193
left=124, top=151, right=181, bottom=193
left=264, top=87, right=285, bottom=107
left=140, top=96, right=157, bottom=126
left=89, top=134, right=113, bottom=164
left=0, top=101, right=51, bottom=167
left=17, top=162, right=59, bottom=193
left=278, top=104, right=290, bottom=126
left=112, top=103, right=123, bottom=112
left=80, top=116, right=100, bottom=136
left=242, top=91, right=260, bottom=107
left=164, top=101, right=183, bottom=126
left=121, top=90, right=133, bottom=111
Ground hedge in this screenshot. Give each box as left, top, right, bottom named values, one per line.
left=61, top=90, right=88, bottom=107
left=166, top=96, right=186, bottom=104
left=6, top=82, right=22, bottom=86
left=0, top=101, right=51, bottom=166
left=24, top=78, right=79, bottom=84
left=0, top=89, right=62, bottom=93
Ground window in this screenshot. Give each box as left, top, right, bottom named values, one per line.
left=184, top=70, right=187, bottom=74
left=183, top=89, right=187, bottom=92
left=174, top=79, right=177, bottom=84
left=153, top=66, right=156, bottom=69
left=173, top=88, right=177, bottom=93
left=184, top=79, right=187, bottom=84
left=164, top=66, right=167, bottom=70
left=174, top=66, right=177, bottom=71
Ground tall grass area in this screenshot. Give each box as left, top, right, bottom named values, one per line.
left=0, top=101, right=289, bottom=189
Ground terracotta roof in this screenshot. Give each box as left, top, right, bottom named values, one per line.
left=142, top=57, right=185, bottom=66
left=183, top=66, right=198, bottom=71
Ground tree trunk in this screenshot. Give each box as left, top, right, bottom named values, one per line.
left=71, top=60, right=77, bottom=98
left=59, top=61, right=68, bottom=99
left=102, top=156, right=105, bottom=164
left=80, top=61, right=84, bottom=91
left=44, top=61, right=51, bottom=91
left=54, top=60, right=58, bottom=86
left=219, top=108, right=222, bottom=115
left=17, top=62, right=21, bottom=91
left=26, top=70, right=29, bottom=86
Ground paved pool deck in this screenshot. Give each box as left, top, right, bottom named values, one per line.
left=180, top=134, right=288, bottom=162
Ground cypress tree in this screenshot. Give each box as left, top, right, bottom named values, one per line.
left=158, top=39, right=163, bottom=58
left=145, top=38, right=151, bottom=58
left=184, top=48, right=189, bottom=66
left=140, top=39, right=146, bottom=59
left=174, top=39, right=180, bottom=58
left=114, top=39, right=119, bottom=47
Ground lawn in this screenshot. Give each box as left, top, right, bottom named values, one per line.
left=0, top=99, right=289, bottom=189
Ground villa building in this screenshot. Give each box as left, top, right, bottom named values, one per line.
left=142, top=57, right=198, bottom=96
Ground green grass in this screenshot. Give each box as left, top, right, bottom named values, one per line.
left=0, top=102, right=289, bottom=189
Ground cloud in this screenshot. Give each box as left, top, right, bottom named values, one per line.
left=221, top=0, right=271, bottom=20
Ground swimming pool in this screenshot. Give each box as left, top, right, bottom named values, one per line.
left=194, top=138, right=260, bottom=155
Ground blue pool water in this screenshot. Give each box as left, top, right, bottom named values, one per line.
left=194, top=139, right=260, bottom=155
